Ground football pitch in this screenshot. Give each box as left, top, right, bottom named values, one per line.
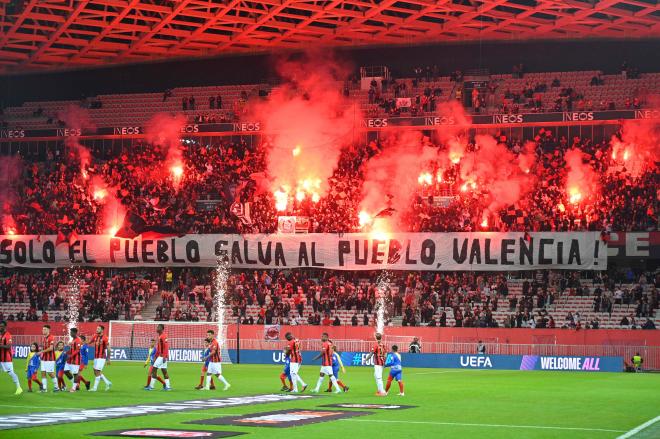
left=0, top=363, right=659, bottom=439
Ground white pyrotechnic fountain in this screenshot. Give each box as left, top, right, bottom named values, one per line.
left=375, top=270, right=390, bottom=334
left=213, top=256, right=231, bottom=346
left=66, top=267, right=83, bottom=335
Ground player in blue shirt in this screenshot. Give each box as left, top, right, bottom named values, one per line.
left=326, top=345, right=348, bottom=392
left=279, top=351, right=292, bottom=392
left=25, top=342, right=42, bottom=392
left=55, top=341, right=68, bottom=391
left=196, top=339, right=215, bottom=390
left=384, top=345, right=404, bottom=396
left=78, top=335, right=91, bottom=390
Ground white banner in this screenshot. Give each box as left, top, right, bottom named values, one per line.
left=0, top=232, right=606, bottom=270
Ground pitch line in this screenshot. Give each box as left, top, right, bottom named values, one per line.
left=341, top=419, right=626, bottom=433
left=0, top=405, right=86, bottom=410
left=616, top=415, right=660, bottom=439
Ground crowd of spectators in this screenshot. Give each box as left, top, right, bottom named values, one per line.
left=0, top=268, right=158, bottom=322
left=0, top=267, right=657, bottom=328
left=2, top=124, right=656, bottom=237
left=157, top=267, right=658, bottom=329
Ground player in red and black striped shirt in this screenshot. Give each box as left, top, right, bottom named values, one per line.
left=203, top=330, right=230, bottom=391
left=146, top=324, right=171, bottom=390
left=284, top=332, right=307, bottom=393
left=366, top=332, right=386, bottom=396
left=311, top=333, right=341, bottom=393
left=64, top=328, right=83, bottom=392
left=0, top=321, right=22, bottom=395
left=90, top=325, right=112, bottom=391
left=37, top=324, right=58, bottom=392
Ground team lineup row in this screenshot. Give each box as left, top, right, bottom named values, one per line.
left=0, top=323, right=404, bottom=396
left=0, top=322, right=112, bottom=395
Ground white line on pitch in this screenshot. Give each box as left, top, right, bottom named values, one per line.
left=616, top=415, right=660, bottom=439
left=341, top=419, right=626, bottom=433
left=0, top=405, right=86, bottom=410
left=0, top=406, right=247, bottom=416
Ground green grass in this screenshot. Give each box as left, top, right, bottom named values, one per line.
left=0, top=363, right=659, bottom=439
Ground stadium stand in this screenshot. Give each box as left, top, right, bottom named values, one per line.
left=1, top=269, right=656, bottom=330
left=0, top=66, right=657, bottom=331
left=1, top=70, right=658, bottom=128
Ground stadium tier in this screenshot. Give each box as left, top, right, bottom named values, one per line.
left=1, top=8, right=660, bottom=437
left=1, top=269, right=658, bottom=331
left=1, top=70, right=659, bottom=129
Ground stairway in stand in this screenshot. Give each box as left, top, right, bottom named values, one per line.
left=140, top=291, right=164, bottom=320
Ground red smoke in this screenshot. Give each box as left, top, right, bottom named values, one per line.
left=564, top=147, right=599, bottom=204
left=433, top=101, right=472, bottom=169
left=360, top=131, right=437, bottom=227
left=518, top=141, right=536, bottom=174
left=0, top=157, right=21, bottom=234
left=459, top=135, right=536, bottom=223
left=58, top=105, right=95, bottom=177
left=144, top=113, right=187, bottom=186
left=57, top=104, right=95, bottom=131
left=89, top=176, right=125, bottom=235
left=248, top=53, right=361, bottom=208
left=610, top=120, right=659, bottom=177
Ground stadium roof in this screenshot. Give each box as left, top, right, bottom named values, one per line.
left=1, top=0, right=659, bottom=74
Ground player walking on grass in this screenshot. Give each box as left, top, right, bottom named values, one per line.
left=311, top=333, right=342, bottom=394
left=78, top=335, right=91, bottom=390
left=284, top=332, right=307, bottom=393
left=25, top=342, right=42, bottom=392
left=37, top=324, right=58, bottom=392
left=90, top=325, right=112, bottom=391
left=145, top=324, right=171, bottom=391
left=326, top=345, right=348, bottom=392
left=384, top=345, right=404, bottom=396
left=55, top=341, right=67, bottom=390
left=65, top=328, right=83, bottom=392
left=279, top=351, right=293, bottom=392
left=204, top=330, right=230, bottom=391
left=144, top=339, right=166, bottom=389
left=0, top=321, right=23, bottom=395
left=196, top=339, right=215, bottom=390
left=365, top=332, right=386, bottom=396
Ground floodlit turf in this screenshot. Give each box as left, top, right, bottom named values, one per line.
left=0, top=363, right=659, bottom=439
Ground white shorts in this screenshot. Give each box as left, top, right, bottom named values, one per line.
left=153, top=357, right=168, bottom=369
left=0, top=362, right=13, bottom=373
left=40, top=361, right=55, bottom=373
left=64, top=363, right=80, bottom=374
left=93, top=359, right=106, bottom=371
left=289, top=362, right=301, bottom=374
left=320, top=365, right=334, bottom=376
left=207, top=362, right=222, bottom=375
left=374, top=365, right=383, bottom=378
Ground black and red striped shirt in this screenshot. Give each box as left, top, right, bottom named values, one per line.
left=288, top=338, right=302, bottom=363
left=372, top=341, right=385, bottom=366
left=42, top=334, right=55, bottom=361
left=321, top=341, right=332, bottom=366
left=158, top=333, right=169, bottom=359
left=209, top=339, right=222, bottom=363
left=0, top=332, right=13, bottom=363
left=67, top=336, right=82, bottom=365
left=91, top=334, right=109, bottom=359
